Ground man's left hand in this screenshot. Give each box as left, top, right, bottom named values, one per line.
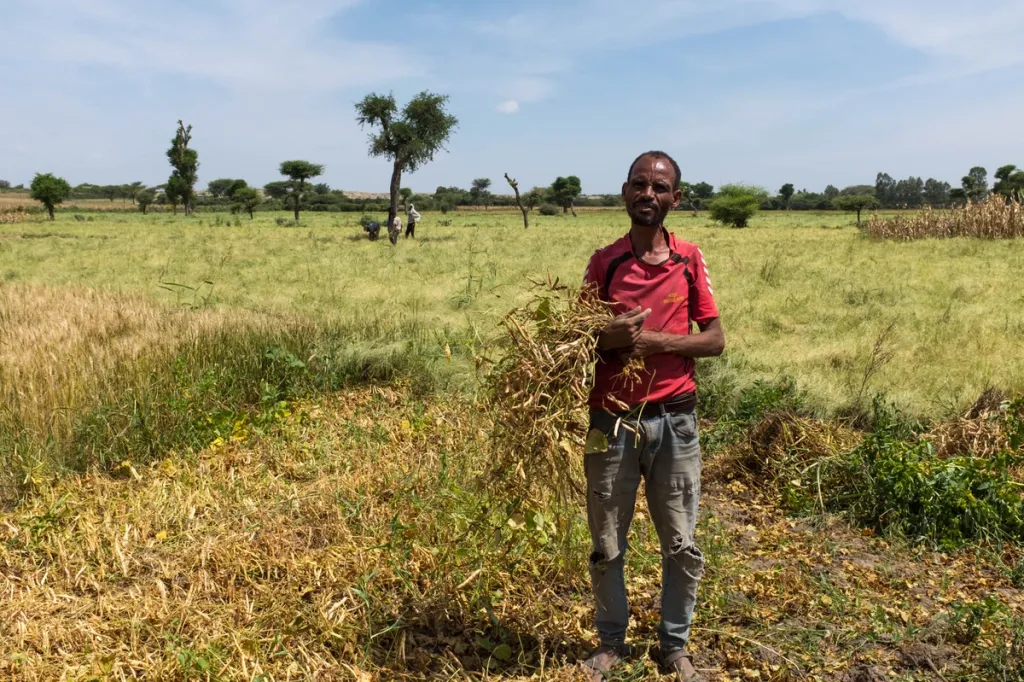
left=620, top=331, right=661, bottom=363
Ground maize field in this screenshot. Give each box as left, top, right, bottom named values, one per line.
left=867, top=195, right=1024, bottom=240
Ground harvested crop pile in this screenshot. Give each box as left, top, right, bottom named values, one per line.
left=483, top=280, right=622, bottom=505
left=925, top=388, right=1023, bottom=461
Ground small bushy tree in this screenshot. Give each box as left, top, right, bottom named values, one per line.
left=779, top=183, right=795, bottom=210
left=470, top=177, right=492, bottom=209
left=708, top=184, right=768, bottom=228
left=549, top=176, right=582, bottom=216
left=232, top=187, right=263, bottom=219
left=30, top=172, right=71, bottom=220
left=137, top=189, right=156, bottom=214
left=278, top=160, right=324, bottom=221
left=205, top=179, right=250, bottom=201
left=833, top=194, right=880, bottom=227
left=0, top=180, right=10, bottom=189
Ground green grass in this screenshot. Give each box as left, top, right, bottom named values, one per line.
left=3, top=208, right=1023, bottom=417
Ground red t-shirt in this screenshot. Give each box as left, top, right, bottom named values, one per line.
left=584, top=229, right=719, bottom=410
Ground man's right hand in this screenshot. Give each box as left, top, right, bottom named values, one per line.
left=597, top=306, right=651, bottom=350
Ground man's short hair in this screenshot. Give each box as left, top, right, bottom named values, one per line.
left=627, top=150, right=681, bottom=188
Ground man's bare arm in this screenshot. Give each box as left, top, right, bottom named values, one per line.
left=622, top=318, right=725, bottom=360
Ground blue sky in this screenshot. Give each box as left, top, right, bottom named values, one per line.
left=3, top=0, right=1024, bottom=194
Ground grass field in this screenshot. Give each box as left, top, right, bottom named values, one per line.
left=2, top=207, right=1024, bottom=680
left=3, top=208, right=1024, bottom=416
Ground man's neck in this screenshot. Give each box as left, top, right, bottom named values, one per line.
left=629, top=223, right=668, bottom=259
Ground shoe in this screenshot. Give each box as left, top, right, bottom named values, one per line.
left=654, top=648, right=701, bottom=681
left=581, top=644, right=634, bottom=681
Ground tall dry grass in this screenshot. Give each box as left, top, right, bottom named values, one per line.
left=867, top=195, right=1024, bottom=240
left=0, top=208, right=27, bottom=224
left=0, top=284, right=441, bottom=503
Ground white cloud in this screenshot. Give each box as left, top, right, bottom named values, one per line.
left=495, top=100, right=520, bottom=114
left=3, top=0, right=425, bottom=93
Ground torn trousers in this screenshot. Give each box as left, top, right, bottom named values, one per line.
left=585, top=405, right=704, bottom=654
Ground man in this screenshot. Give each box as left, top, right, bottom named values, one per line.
left=388, top=214, right=402, bottom=245
left=364, top=220, right=380, bottom=241
left=405, top=202, right=421, bottom=238
left=580, top=151, right=725, bottom=681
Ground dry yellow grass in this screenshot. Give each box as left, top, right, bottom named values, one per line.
left=0, top=284, right=275, bottom=493
left=0, top=193, right=130, bottom=211
left=867, top=195, right=1024, bottom=240
left=0, top=208, right=28, bottom=224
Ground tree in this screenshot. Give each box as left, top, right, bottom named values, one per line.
left=137, top=189, right=156, bottom=214
left=0, top=180, right=10, bottom=189
left=263, top=181, right=291, bottom=200
left=207, top=178, right=237, bottom=198
left=823, top=184, right=840, bottom=202
left=278, top=160, right=324, bottom=221
left=125, top=181, right=145, bottom=205
left=399, top=187, right=413, bottom=207
left=232, top=187, right=263, bottom=219
left=29, top=173, right=71, bottom=220
left=923, top=179, right=951, bottom=207
left=690, top=182, right=715, bottom=211
left=962, top=166, right=988, bottom=202
left=841, top=184, right=875, bottom=196
left=313, top=182, right=331, bottom=195
left=778, top=183, right=795, bottom=210
left=355, top=91, right=458, bottom=231
left=470, top=177, right=492, bottom=209
left=708, top=184, right=768, bottom=228
left=833, top=194, right=879, bottom=227
left=678, top=182, right=698, bottom=216
left=165, top=174, right=187, bottom=215
left=875, top=173, right=896, bottom=208
left=994, top=164, right=1024, bottom=201
left=167, top=120, right=199, bottom=216
left=949, top=188, right=968, bottom=207
left=101, top=185, right=119, bottom=202
left=893, top=176, right=924, bottom=208
left=549, top=175, right=582, bottom=216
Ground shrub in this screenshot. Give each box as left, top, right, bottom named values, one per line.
left=781, top=398, right=1024, bottom=546
left=538, top=204, right=560, bottom=216
left=708, top=184, right=768, bottom=228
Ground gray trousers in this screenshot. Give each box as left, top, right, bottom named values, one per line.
left=585, top=406, right=704, bottom=653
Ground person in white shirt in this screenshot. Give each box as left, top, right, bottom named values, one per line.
left=405, top=203, right=421, bottom=239
left=388, top=214, right=402, bottom=244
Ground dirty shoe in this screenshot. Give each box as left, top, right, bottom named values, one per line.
left=655, top=648, right=701, bottom=681
left=581, top=644, right=634, bottom=681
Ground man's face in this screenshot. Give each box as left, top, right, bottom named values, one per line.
left=622, top=156, right=682, bottom=227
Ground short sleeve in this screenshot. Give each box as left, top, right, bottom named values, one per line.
left=688, top=247, right=719, bottom=326
left=582, top=251, right=605, bottom=301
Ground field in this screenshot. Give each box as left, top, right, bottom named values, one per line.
left=2, top=207, right=1024, bottom=680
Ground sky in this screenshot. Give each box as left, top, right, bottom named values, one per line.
left=2, top=0, right=1024, bottom=195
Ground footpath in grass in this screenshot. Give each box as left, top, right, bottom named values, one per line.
left=2, top=385, right=1022, bottom=681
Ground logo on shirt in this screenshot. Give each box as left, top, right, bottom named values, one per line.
left=663, top=292, right=686, bottom=304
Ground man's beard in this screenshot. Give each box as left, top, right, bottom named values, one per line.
left=628, top=201, right=668, bottom=227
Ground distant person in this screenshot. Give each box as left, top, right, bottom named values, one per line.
left=388, top=214, right=401, bottom=244
left=579, top=151, right=725, bottom=682
left=405, top=203, right=421, bottom=238
left=363, top=220, right=380, bottom=241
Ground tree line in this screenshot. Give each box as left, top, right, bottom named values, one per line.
left=11, top=86, right=1024, bottom=223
